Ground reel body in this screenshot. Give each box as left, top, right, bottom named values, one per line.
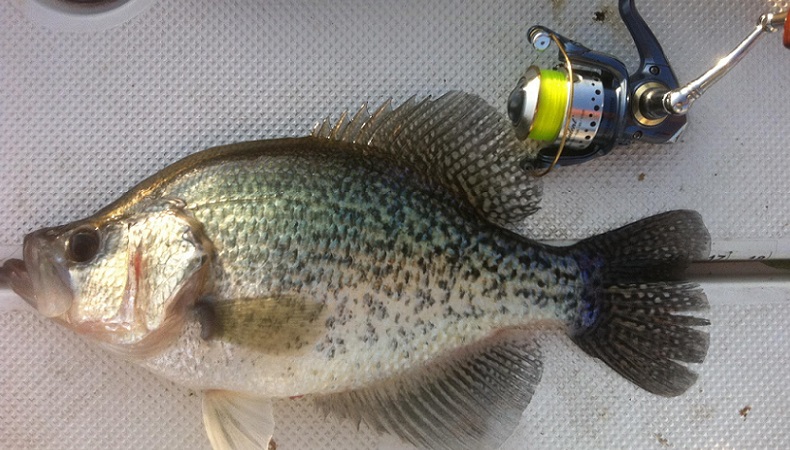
left=508, top=0, right=788, bottom=169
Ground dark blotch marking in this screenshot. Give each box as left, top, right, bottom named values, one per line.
left=194, top=298, right=221, bottom=340
left=594, top=10, right=606, bottom=21
left=362, top=321, right=378, bottom=344
left=553, top=268, right=563, bottom=283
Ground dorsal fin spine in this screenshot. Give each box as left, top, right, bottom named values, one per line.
left=329, top=111, right=349, bottom=140
left=341, top=104, right=368, bottom=142
left=361, top=99, right=393, bottom=144
left=314, top=116, right=331, bottom=138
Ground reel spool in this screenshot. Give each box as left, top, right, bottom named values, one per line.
left=508, top=0, right=789, bottom=172
left=511, top=67, right=603, bottom=146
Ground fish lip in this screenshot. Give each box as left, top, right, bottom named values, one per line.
left=0, top=258, right=36, bottom=304
left=17, top=227, right=75, bottom=318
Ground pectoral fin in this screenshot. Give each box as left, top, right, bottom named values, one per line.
left=202, top=390, right=275, bottom=450
left=314, top=330, right=543, bottom=450
left=195, top=296, right=326, bottom=355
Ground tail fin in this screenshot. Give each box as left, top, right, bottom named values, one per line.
left=569, top=210, right=711, bottom=397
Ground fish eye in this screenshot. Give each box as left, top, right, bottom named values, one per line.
left=66, top=228, right=101, bottom=263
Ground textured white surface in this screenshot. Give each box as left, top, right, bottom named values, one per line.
left=1, top=0, right=789, bottom=449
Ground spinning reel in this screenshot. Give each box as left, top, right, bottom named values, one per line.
left=508, top=0, right=790, bottom=172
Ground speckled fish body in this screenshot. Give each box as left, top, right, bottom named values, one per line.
left=1, top=92, right=712, bottom=450
left=135, top=139, right=569, bottom=396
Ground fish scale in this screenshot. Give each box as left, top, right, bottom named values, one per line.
left=144, top=142, right=579, bottom=393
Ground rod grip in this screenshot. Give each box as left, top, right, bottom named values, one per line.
left=784, top=13, right=790, bottom=48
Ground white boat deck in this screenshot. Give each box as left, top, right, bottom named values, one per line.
left=2, top=1, right=789, bottom=448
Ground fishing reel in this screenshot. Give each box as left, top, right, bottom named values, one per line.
left=508, top=0, right=790, bottom=172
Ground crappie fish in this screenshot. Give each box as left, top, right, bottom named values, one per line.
left=0, top=92, right=710, bottom=450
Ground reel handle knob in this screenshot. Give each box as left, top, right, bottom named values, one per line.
left=784, top=12, right=790, bottom=48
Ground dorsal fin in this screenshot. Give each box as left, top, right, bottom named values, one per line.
left=312, top=91, right=542, bottom=226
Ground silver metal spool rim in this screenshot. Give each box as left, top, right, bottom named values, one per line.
left=557, top=74, right=604, bottom=150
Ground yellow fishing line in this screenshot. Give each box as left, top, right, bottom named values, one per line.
left=534, top=33, right=574, bottom=177
left=528, top=69, right=568, bottom=142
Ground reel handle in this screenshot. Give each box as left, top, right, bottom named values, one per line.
left=784, top=11, right=790, bottom=48
left=653, top=10, right=789, bottom=117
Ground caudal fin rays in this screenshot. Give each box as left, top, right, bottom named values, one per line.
left=570, top=210, right=711, bottom=397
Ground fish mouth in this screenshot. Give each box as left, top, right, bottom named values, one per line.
left=0, top=228, right=75, bottom=318
left=0, top=258, right=35, bottom=304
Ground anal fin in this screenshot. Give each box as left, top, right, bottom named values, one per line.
left=202, top=390, right=275, bottom=450
left=314, top=330, right=543, bottom=450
